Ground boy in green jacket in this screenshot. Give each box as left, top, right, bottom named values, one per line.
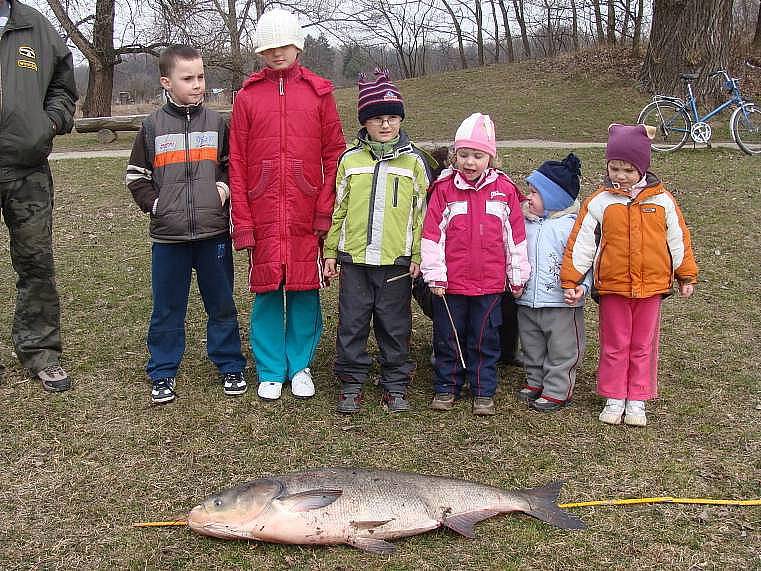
left=323, top=70, right=431, bottom=414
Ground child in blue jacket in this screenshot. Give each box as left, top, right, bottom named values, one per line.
left=515, top=153, right=591, bottom=412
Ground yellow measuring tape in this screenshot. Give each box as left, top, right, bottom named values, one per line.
left=558, top=496, right=761, bottom=508
left=132, top=496, right=761, bottom=527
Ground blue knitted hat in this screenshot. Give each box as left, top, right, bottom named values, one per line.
left=526, top=153, right=582, bottom=212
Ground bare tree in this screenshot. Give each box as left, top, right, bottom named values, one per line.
left=591, top=0, right=605, bottom=43
left=631, top=0, right=645, bottom=54
left=47, top=0, right=166, bottom=117
left=753, top=1, right=761, bottom=52
left=439, top=0, right=469, bottom=69
left=640, top=0, right=733, bottom=103
left=511, top=0, right=531, bottom=57
left=496, top=0, right=515, bottom=62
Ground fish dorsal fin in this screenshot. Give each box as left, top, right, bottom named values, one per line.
left=443, top=509, right=501, bottom=538
left=277, top=489, right=342, bottom=512
left=348, top=536, right=396, bottom=554
left=350, top=519, right=394, bottom=530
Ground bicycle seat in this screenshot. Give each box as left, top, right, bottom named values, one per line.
left=680, top=73, right=699, bottom=81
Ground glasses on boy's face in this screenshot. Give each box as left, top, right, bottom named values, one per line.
left=366, top=116, right=402, bottom=127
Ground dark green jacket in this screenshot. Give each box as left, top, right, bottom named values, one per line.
left=0, top=0, right=77, bottom=180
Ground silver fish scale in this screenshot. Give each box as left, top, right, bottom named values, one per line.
left=278, top=468, right=511, bottom=539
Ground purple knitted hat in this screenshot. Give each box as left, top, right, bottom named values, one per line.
left=357, top=68, right=404, bottom=124
left=605, top=123, right=652, bottom=176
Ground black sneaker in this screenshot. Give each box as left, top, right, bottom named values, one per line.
left=382, top=391, right=411, bottom=413
left=151, top=377, right=176, bottom=404
left=37, top=364, right=71, bottom=392
left=336, top=391, right=363, bottom=414
left=221, top=371, right=247, bottom=396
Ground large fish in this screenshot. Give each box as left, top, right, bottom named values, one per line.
left=187, top=467, right=583, bottom=553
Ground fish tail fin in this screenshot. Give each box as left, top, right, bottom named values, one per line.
left=515, top=481, right=585, bottom=530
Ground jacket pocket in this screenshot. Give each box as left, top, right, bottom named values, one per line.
left=247, top=160, right=274, bottom=202
left=290, top=159, right=318, bottom=195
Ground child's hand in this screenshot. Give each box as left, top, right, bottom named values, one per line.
left=216, top=182, right=229, bottom=205
left=409, top=261, right=420, bottom=278
left=512, top=285, right=525, bottom=298
left=324, top=258, right=339, bottom=280
left=430, top=286, right=445, bottom=297
left=679, top=282, right=694, bottom=298
left=314, top=229, right=327, bottom=239
left=564, top=286, right=585, bottom=305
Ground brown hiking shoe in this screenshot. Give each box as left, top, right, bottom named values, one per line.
left=473, top=397, right=496, bottom=416
left=430, top=393, right=455, bottom=411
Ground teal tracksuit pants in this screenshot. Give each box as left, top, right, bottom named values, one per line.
left=249, top=287, right=323, bottom=383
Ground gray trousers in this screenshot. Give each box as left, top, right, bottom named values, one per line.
left=517, top=306, right=585, bottom=403
left=335, top=262, right=413, bottom=394
left=0, top=167, right=62, bottom=373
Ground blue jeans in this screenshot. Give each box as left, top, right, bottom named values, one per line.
left=431, top=293, right=503, bottom=398
left=146, top=235, right=246, bottom=380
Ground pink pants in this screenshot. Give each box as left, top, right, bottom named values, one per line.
left=597, top=294, right=661, bottom=401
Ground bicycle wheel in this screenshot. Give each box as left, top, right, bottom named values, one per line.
left=637, top=100, right=690, bottom=152
left=730, top=103, right=761, bottom=155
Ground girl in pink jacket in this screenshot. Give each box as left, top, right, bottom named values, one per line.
left=421, top=113, right=530, bottom=416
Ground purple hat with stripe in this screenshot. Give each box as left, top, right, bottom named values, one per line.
left=357, top=68, right=405, bottom=124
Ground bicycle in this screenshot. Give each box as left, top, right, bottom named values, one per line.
left=637, top=64, right=760, bottom=155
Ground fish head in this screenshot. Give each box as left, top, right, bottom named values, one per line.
left=187, top=478, right=284, bottom=539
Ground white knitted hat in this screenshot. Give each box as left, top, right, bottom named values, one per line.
left=255, top=9, right=305, bottom=53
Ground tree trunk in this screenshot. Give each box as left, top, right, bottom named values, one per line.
left=497, top=0, right=515, bottom=62
left=592, top=0, right=605, bottom=43
left=512, top=0, right=531, bottom=58
left=621, top=0, right=632, bottom=44
left=640, top=0, right=733, bottom=104
left=546, top=4, right=555, bottom=57
left=441, top=0, right=468, bottom=69
left=490, top=0, right=500, bottom=63
left=606, top=0, right=617, bottom=44
left=753, top=1, right=761, bottom=52
left=475, top=0, right=485, bottom=66
left=571, top=0, right=579, bottom=51
left=84, top=62, right=114, bottom=118
left=631, top=0, right=644, bottom=54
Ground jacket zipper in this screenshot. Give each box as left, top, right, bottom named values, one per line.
left=279, top=74, right=287, bottom=275
left=185, top=108, right=195, bottom=237
left=392, top=177, right=398, bottom=207
left=532, top=219, right=543, bottom=306
left=366, top=160, right=381, bottom=247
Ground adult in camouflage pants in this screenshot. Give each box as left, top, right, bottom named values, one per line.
left=1, top=0, right=78, bottom=391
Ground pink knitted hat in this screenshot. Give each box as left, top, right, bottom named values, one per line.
left=605, top=123, right=655, bottom=175
left=454, top=113, right=497, bottom=157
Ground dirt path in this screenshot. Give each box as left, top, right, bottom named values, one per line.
left=48, top=140, right=740, bottom=161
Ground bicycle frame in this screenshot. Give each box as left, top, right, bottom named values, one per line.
left=680, top=78, right=746, bottom=124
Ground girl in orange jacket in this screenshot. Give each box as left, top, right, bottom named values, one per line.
left=560, top=124, right=698, bottom=427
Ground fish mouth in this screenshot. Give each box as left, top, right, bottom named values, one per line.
left=187, top=504, right=248, bottom=540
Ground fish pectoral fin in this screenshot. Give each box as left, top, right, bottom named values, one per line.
left=443, top=509, right=501, bottom=539
left=276, top=489, right=342, bottom=512
left=350, top=519, right=394, bottom=531
left=348, top=536, right=396, bottom=554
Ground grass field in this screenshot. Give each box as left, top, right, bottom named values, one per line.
left=0, top=145, right=759, bottom=569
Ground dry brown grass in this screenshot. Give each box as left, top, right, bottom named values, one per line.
left=0, top=148, right=759, bottom=569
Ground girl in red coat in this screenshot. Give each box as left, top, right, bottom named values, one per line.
left=229, top=9, right=346, bottom=401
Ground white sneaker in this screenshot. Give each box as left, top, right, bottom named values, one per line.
left=257, top=381, right=283, bottom=401
left=624, top=400, right=647, bottom=427
left=291, top=368, right=315, bottom=398
left=599, top=398, right=625, bottom=425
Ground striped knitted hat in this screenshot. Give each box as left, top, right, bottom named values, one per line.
left=357, top=69, right=405, bottom=124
